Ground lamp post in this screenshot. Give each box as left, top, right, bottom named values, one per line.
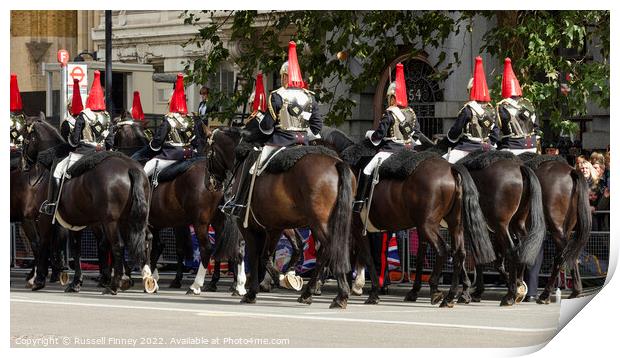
left=105, top=10, right=113, bottom=114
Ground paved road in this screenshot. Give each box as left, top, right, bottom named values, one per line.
left=10, top=270, right=563, bottom=348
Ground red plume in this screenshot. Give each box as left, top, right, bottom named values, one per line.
left=169, top=73, right=188, bottom=114
left=394, top=63, right=408, bottom=107
left=470, top=56, right=491, bottom=102
left=70, top=78, right=84, bottom=116
left=287, top=41, right=304, bottom=88
left=131, top=91, right=145, bottom=120
left=10, top=74, right=23, bottom=112
left=501, top=58, right=522, bottom=98
left=85, top=70, right=106, bottom=110
left=252, top=73, right=267, bottom=112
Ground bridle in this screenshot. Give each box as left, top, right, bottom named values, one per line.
left=20, top=123, right=38, bottom=171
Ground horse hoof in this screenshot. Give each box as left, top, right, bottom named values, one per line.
left=240, top=294, right=256, bottom=304
left=430, top=291, right=445, bottom=305
left=231, top=290, right=241, bottom=297
left=440, top=298, right=455, bottom=308
left=169, top=280, right=182, bottom=289
left=297, top=294, right=313, bottom=305
left=259, top=284, right=271, bottom=293
left=404, top=289, right=418, bottom=302
left=311, top=288, right=322, bottom=296
left=143, top=277, right=157, bottom=294
left=25, top=280, right=34, bottom=289
left=102, top=287, right=117, bottom=295
left=31, top=281, right=46, bottom=291
left=351, top=286, right=363, bottom=296
left=49, top=274, right=59, bottom=284
left=329, top=298, right=347, bottom=309
left=280, top=273, right=303, bottom=291
left=568, top=291, right=581, bottom=299
left=500, top=295, right=515, bottom=307
left=515, top=282, right=527, bottom=304
left=364, top=295, right=380, bottom=305
left=205, top=284, right=217, bottom=292
left=457, top=292, right=472, bottom=304
left=536, top=291, right=550, bottom=304
left=59, top=272, right=70, bottom=286
left=186, top=286, right=201, bottom=295
left=120, top=278, right=133, bottom=291
left=65, top=283, right=81, bottom=293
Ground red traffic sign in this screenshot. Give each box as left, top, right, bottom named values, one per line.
left=57, top=49, right=69, bottom=67
left=70, top=66, right=85, bottom=84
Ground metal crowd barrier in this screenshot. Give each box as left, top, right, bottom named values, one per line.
left=10, top=225, right=182, bottom=268
left=10, top=211, right=611, bottom=285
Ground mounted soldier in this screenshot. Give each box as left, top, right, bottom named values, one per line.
left=353, top=62, right=432, bottom=213
left=496, top=58, right=540, bottom=154
left=444, top=56, right=499, bottom=164
left=221, top=42, right=323, bottom=216
left=40, top=70, right=113, bottom=215
left=10, top=74, right=25, bottom=153
left=137, top=73, right=205, bottom=179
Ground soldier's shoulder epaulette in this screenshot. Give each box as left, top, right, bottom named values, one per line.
left=302, top=88, right=316, bottom=96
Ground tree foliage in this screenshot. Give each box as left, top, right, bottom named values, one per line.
left=181, top=10, right=609, bottom=136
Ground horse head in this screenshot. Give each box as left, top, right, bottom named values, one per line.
left=21, top=112, right=64, bottom=170
left=205, top=126, right=241, bottom=191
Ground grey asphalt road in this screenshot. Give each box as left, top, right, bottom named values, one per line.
left=10, top=270, right=563, bottom=348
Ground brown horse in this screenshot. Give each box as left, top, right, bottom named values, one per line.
left=457, top=151, right=546, bottom=306
left=316, top=131, right=496, bottom=307
left=21, top=115, right=156, bottom=294
left=518, top=153, right=591, bottom=303
left=113, top=118, right=242, bottom=294
left=208, top=127, right=355, bottom=308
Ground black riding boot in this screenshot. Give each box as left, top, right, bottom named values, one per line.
left=40, top=176, right=61, bottom=216
left=221, top=159, right=253, bottom=217
left=352, top=173, right=372, bottom=213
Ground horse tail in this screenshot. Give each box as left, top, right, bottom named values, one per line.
left=325, top=161, right=354, bottom=275
left=213, top=214, right=242, bottom=262
left=518, top=165, right=546, bottom=267
left=563, top=169, right=592, bottom=264
left=127, top=168, right=149, bottom=265
left=451, top=164, right=495, bottom=264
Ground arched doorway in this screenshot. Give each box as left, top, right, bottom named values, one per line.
left=373, top=54, right=444, bottom=138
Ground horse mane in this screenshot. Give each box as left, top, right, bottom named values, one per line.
left=129, top=123, right=148, bottom=146
left=320, top=126, right=355, bottom=153
left=32, top=118, right=65, bottom=143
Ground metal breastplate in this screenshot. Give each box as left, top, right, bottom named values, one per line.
left=10, top=113, right=25, bottom=146
left=386, top=106, right=417, bottom=143
left=497, top=98, right=537, bottom=139
left=81, top=109, right=111, bottom=145
left=165, top=113, right=195, bottom=146
left=463, top=101, right=496, bottom=143
left=271, top=87, right=313, bottom=131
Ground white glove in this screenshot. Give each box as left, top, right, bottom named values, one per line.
left=307, top=128, right=321, bottom=141
left=365, top=130, right=381, bottom=146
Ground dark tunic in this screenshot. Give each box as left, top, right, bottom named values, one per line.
left=257, top=89, right=322, bottom=147
left=149, top=116, right=206, bottom=160
left=67, top=114, right=114, bottom=154
left=447, top=106, right=500, bottom=152
left=370, top=110, right=422, bottom=152
left=496, top=106, right=539, bottom=150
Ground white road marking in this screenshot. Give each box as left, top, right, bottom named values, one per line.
left=11, top=297, right=557, bottom=334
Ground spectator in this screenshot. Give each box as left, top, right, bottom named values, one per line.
left=590, top=151, right=605, bottom=166
left=577, top=160, right=602, bottom=228
left=575, top=154, right=587, bottom=166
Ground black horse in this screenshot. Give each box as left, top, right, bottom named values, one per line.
left=21, top=115, right=156, bottom=294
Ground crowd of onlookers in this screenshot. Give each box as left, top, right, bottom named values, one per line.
left=574, top=149, right=610, bottom=231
